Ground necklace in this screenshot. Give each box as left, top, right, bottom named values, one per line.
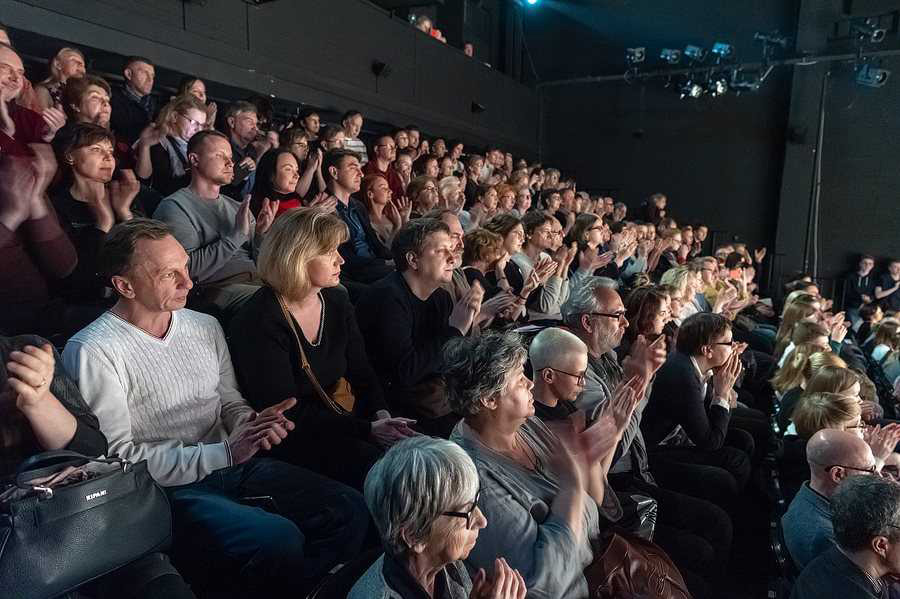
left=288, top=293, right=325, bottom=347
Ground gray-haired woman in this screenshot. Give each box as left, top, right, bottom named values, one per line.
left=349, top=436, right=527, bottom=599
left=446, top=331, right=643, bottom=599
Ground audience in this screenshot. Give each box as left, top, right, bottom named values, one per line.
left=1, top=43, right=66, bottom=155
left=220, top=100, right=261, bottom=200
left=341, top=109, right=367, bottom=164
left=110, top=56, right=156, bottom=145
left=34, top=46, right=85, bottom=110
left=350, top=436, right=526, bottom=598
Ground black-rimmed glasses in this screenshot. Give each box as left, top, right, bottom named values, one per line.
left=442, top=488, right=481, bottom=529
left=588, top=311, right=627, bottom=321
left=543, top=367, right=587, bottom=385
left=825, top=463, right=879, bottom=475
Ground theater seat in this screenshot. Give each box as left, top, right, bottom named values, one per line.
left=305, top=548, right=382, bottom=599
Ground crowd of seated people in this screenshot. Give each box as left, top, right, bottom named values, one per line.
left=6, top=20, right=900, bottom=599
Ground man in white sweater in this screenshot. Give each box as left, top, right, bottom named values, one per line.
left=62, top=219, right=368, bottom=595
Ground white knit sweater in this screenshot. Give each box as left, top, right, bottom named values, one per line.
left=62, top=309, right=256, bottom=487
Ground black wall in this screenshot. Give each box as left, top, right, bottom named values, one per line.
left=526, top=0, right=800, bottom=251
left=1, top=0, right=539, bottom=155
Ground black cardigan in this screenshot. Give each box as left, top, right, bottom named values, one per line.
left=228, top=285, right=386, bottom=447
left=1, top=335, right=108, bottom=479
left=641, top=350, right=731, bottom=450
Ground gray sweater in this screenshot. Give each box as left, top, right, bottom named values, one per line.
left=348, top=555, right=472, bottom=599
left=153, top=187, right=258, bottom=285
left=451, top=418, right=607, bottom=599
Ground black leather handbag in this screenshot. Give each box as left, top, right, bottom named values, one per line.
left=0, top=450, right=172, bottom=599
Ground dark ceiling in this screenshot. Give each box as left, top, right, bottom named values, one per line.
left=522, top=0, right=802, bottom=82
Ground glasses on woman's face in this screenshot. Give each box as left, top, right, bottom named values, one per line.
left=442, top=488, right=481, bottom=529
left=178, top=113, right=203, bottom=130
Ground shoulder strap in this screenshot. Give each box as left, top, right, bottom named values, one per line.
left=275, top=292, right=350, bottom=416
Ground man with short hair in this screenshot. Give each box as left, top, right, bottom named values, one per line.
left=0, top=43, right=66, bottom=155
left=356, top=218, right=483, bottom=437
left=341, top=109, right=367, bottom=164
left=530, top=327, right=589, bottom=421
left=110, top=56, right=156, bottom=145
left=323, top=148, right=392, bottom=284
left=612, top=202, right=627, bottom=222
left=641, top=312, right=753, bottom=505
left=846, top=254, right=876, bottom=327
left=297, top=108, right=320, bottom=142
left=559, top=283, right=733, bottom=597
left=220, top=101, right=260, bottom=200
left=153, top=130, right=277, bottom=320
left=875, top=259, right=900, bottom=312
left=782, top=429, right=879, bottom=570
left=463, top=153, right=485, bottom=206
left=405, top=124, right=420, bottom=154
left=792, top=475, right=900, bottom=598
left=362, top=134, right=405, bottom=199
left=62, top=219, right=368, bottom=595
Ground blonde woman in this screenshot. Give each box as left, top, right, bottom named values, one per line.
left=228, top=208, right=417, bottom=489
left=774, top=293, right=824, bottom=362
left=774, top=354, right=849, bottom=433
left=35, top=47, right=86, bottom=109
left=660, top=266, right=700, bottom=324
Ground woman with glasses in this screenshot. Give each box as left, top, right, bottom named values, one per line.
left=281, top=127, right=325, bottom=199
left=349, top=436, right=526, bottom=599
left=407, top=175, right=440, bottom=218
left=133, top=94, right=207, bottom=196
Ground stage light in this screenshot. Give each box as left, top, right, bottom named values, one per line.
left=708, top=76, right=728, bottom=97
left=711, top=42, right=733, bottom=58
left=729, top=68, right=761, bottom=93
left=626, top=47, right=646, bottom=64
left=680, top=80, right=704, bottom=99
left=526, top=0, right=539, bottom=5
left=684, top=45, right=707, bottom=61
left=856, top=64, right=890, bottom=87
left=853, top=19, right=886, bottom=44
left=660, top=48, right=681, bottom=64
left=753, top=31, right=789, bottom=48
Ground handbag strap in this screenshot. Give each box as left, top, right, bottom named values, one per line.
left=275, top=292, right=350, bottom=416
left=15, top=450, right=128, bottom=490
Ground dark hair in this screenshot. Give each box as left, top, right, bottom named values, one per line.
left=251, top=148, right=297, bottom=215
left=280, top=127, right=308, bottom=148
left=124, top=56, right=153, bottom=70
left=474, top=184, right=495, bottom=202
left=298, top=108, right=319, bottom=121
left=623, top=286, right=668, bottom=342
left=522, top=210, right=554, bottom=238
left=860, top=303, right=881, bottom=321
left=100, top=219, right=172, bottom=283
left=322, top=148, right=360, bottom=184
left=676, top=312, right=731, bottom=355
left=391, top=218, right=450, bottom=272
left=724, top=252, right=747, bottom=270
left=832, top=475, right=900, bottom=551
left=61, top=75, right=111, bottom=120
left=405, top=125, right=420, bottom=133
left=413, top=154, right=438, bottom=176
left=225, top=100, right=257, bottom=122
left=187, top=129, right=228, bottom=157
left=58, top=122, right=116, bottom=162
left=567, top=213, right=600, bottom=246
left=320, top=124, right=343, bottom=144
left=341, top=110, right=362, bottom=123
left=483, top=213, right=522, bottom=237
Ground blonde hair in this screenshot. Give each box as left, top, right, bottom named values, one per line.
left=805, top=365, right=859, bottom=396
left=774, top=293, right=821, bottom=360
left=660, top=266, right=694, bottom=302
left=257, top=208, right=349, bottom=300
left=792, top=391, right=861, bottom=438
left=44, top=47, right=84, bottom=84
left=155, top=94, right=207, bottom=137
left=771, top=345, right=845, bottom=394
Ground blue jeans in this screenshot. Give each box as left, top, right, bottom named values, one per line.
left=166, top=458, right=368, bottom=594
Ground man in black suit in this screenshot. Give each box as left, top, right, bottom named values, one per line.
left=323, top=149, right=394, bottom=285
left=641, top=312, right=753, bottom=506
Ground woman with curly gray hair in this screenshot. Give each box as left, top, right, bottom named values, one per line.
left=349, top=436, right=526, bottom=599
left=446, top=331, right=643, bottom=598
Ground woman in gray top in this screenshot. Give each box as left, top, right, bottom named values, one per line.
left=349, top=436, right=527, bottom=599
left=445, top=331, right=639, bottom=599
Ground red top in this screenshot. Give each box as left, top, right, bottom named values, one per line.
left=0, top=102, right=48, bottom=156
left=362, top=160, right=405, bottom=200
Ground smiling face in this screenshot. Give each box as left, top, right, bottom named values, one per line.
left=272, top=152, right=300, bottom=194
left=69, top=138, right=116, bottom=184
left=0, top=46, right=25, bottom=102
left=366, top=175, right=392, bottom=207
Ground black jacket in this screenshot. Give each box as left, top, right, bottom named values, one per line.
left=641, top=350, right=731, bottom=450
left=844, top=271, right=876, bottom=310
left=336, top=197, right=394, bottom=284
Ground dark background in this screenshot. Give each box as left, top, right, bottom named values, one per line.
left=3, top=0, right=900, bottom=300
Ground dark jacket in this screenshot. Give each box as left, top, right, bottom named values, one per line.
left=845, top=271, right=876, bottom=310
left=641, top=350, right=731, bottom=450
left=336, top=197, right=394, bottom=284
left=109, top=86, right=156, bottom=146
left=1, top=335, right=108, bottom=479
left=791, top=545, right=887, bottom=599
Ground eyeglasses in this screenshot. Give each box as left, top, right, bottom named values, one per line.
left=713, top=341, right=735, bottom=346
left=588, top=311, right=627, bottom=321
left=178, top=113, right=204, bottom=129
left=825, top=463, right=879, bottom=475
left=543, top=367, right=587, bottom=385
left=442, top=488, right=481, bottom=529
left=291, top=142, right=309, bottom=149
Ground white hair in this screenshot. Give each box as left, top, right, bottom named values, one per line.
left=561, top=276, right=618, bottom=327
left=529, top=327, right=587, bottom=371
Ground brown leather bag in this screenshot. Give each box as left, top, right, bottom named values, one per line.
left=584, top=531, right=693, bottom=599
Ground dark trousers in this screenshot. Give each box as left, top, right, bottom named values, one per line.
left=648, top=430, right=752, bottom=507
left=86, top=552, right=195, bottom=599
left=610, top=473, right=733, bottom=599
left=166, top=458, right=368, bottom=595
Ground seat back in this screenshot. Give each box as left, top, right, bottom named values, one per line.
left=306, top=548, right=382, bottom=599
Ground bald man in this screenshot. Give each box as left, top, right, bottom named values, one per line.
left=529, top=327, right=589, bottom=422
left=782, top=428, right=879, bottom=569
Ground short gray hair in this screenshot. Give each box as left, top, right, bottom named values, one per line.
left=832, top=475, right=900, bottom=551
left=364, top=437, right=479, bottom=556
left=443, top=331, right=527, bottom=417
left=529, top=327, right=587, bottom=371
left=561, top=276, right=617, bottom=327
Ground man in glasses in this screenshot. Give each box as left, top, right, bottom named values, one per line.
left=783, top=428, right=879, bottom=570
left=363, top=134, right=405, bottom=200
left=529, top=327, right=588, bottom=422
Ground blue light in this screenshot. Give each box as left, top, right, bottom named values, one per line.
left=526, top=0, right=539, bottom=5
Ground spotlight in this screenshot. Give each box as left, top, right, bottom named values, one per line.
left=708, top=76, right=728, bottom=97
left=626, top=47, right=646, bottom=64
left=753, top=31, right=789, bottom=48
left=852, top=19, right=887, bottom=44
left=525, top=0, right=539, bottom=5
left=371, top=60, right=391, bottom=78
left=660, top=48, right=681, bottom=64
left=856, top=64, right=890, bottom=87
left=684, top=45, right=707, bottom=61
left=711, top=42, right=733, bottom=59
left=471, top=101, right=486, bottom=113
left=680, top=80, right=704, bottom=99
left=729, top=68, right=761, bottom=93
